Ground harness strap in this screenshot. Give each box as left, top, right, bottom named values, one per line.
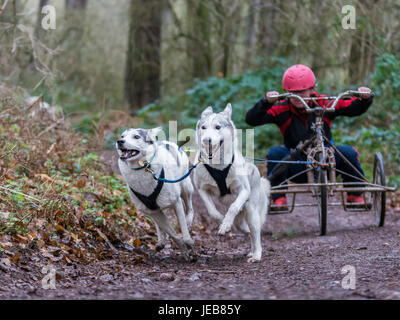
left=204, top=155, right=234, bottom=197
left=130, top=168, right=165, bottom=210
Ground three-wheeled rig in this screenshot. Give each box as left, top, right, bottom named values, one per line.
left=266, top=90, right=396, bottom=235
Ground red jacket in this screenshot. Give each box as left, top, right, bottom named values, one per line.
left=245, top=91, right=373, bottom=149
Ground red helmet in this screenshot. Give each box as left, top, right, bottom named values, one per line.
left=282, top=64, right=316, bottom=91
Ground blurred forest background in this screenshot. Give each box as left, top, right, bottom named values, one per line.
left=1, top=0, right=400, bottom=185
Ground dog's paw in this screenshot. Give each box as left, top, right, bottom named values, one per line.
left=247, top=257, right=261, bottom=263
left=246, top=252, right=261, bottom=263
left=218, top=221, right=232, bottom=235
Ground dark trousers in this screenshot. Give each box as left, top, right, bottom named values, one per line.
left=267, top=145, right=365, bottom=200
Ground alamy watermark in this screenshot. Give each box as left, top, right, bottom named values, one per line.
left=341, top=265, right=356, bottom=290
left=41, top=5, right=56, bottom=30
left=342, top=5, right=356, bottom=30
left=41, top=265, right=56, bottom=290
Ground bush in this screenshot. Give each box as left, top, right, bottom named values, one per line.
left=333, top=53, right=400, bottom=186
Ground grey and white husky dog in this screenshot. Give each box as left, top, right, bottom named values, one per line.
left=193, top=103, right=270, bottom=262
left=116, top=127, right=195, bottom=260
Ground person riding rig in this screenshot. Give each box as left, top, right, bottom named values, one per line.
left=245, top=64, right=373, bottom=209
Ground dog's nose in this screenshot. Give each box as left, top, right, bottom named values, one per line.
left=117, top=139, right=125, bottom=146
left=202, top=137, right=212, bottom=145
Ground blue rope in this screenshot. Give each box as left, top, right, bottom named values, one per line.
left=248, top=158, right=312, bottom=165
left=152, top=164, right=198, bottom=183
left=148, top=156, right=311, bottom=183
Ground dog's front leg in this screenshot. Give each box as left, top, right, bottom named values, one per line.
left=198, top=189, right=224, bottom=222
left=218, top=187, right=250, bottom=235
left=154, top=221, right=166, bottom=250
left=173, top=199, right=194, bottom=246
left=149, top=210, right=191, bottom=261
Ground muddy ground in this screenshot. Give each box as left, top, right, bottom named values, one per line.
left=1, top=187, right=400, bottom=301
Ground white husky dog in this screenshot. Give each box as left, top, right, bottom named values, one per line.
left=116, top=127, right=195, bottom=260
left=193, top=103, right=270, bottom=262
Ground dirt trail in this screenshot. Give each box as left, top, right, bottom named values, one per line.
left=1, top=190, right=400, bottom=300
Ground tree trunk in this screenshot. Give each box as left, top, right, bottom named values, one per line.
left=64, top=0, right=89, bottom=43
left=259, top=0, right=279, bottom=56
left=35, top=0, right=49, bottom=38
left=124, top=0, right=162, bottom=113
left=219, top=0, right=242, bottom=77
left=63, top=0, right=89, bottom=80
left=65, top=0, right=88, bottom=10
left=0, top=0, right=17, bottom=23
left=244, top=0, right=260, bottom=69
left=186, top=0, right=213, bottom=79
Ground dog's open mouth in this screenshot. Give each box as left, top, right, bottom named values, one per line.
left=206, top=140, right=223, bottom=159
left=119, top=149, right=140, bottom=160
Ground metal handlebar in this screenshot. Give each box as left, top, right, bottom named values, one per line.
left=269, top=90, right=374, bottom=113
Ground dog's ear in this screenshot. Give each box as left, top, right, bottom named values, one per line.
left=147, top=126, right=163, bottom=142
left=220, top=103, right=232, bottom=119
left=201, top=106, right=213, bottom=119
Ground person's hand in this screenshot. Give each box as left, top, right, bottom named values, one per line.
left=266, top=91, right=279, bottom=104
left=357, top=87, right=372, bottom=99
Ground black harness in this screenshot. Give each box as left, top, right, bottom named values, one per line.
left=203, top=155, right=234, bottom=197
left=129, top=168, right=165, bottom=210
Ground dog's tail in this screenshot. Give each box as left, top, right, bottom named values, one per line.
left=260, top=177, right=271, bottom=226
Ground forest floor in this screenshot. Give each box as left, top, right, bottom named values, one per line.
left=1, top=187, right=400, bottom=300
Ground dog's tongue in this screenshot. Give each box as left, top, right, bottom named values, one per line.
left=208, top=141, right=213, bottom=158
left=121, top=150, right=138, bottom=159
left=122, top=150, right=130, bottom=158
left=208, top=145, right=216, bottom=158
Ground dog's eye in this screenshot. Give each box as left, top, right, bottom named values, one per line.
left=201, top=125, right=206, bottom=130
left=133, top=135, right=140, bottom=139
left=215, top=125, right=221, bottom=130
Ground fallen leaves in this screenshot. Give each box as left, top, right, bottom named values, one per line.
left=54, top=224, right=66, bottom=234
left=75, top=179, right=86, bottom=189
left=0, top=94, right=158, bottom=270
left=0, top=258, right=11, bottom=267
left=15, top=234, right=29, bottom=243
left=0, top=241, right=12, bottom=250
left=133, top=237, right=142, bottom=247
left=70, top=232, right=80, bottom=244
left=10, top=252, right=20, bottom=264
left=0, top=211, right=10, bottom=219
left=388, top=191, right=400, bottom=212
left=63, top=255, right=72, bottom=264
left=34, top=173, right=54, bottom=184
